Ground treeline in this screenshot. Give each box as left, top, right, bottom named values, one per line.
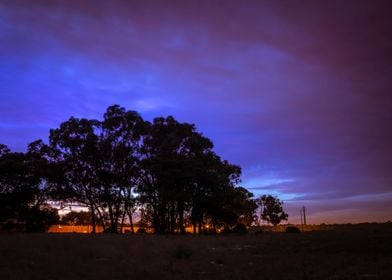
left=0, top=105, right=287, bottom=233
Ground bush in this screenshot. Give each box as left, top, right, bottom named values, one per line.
left=220, top=227, right=232, bottom=234
left=1, top=221, right=25, bottom=233
left=231, top=223, right=248, bottom=234
left=136, top=228, right=147, bottom=234
left=202, top=228, right=217, bottom=234
left=25, top=207, right=59, bottom=232
left=285, top=226, right=300, bottom=233
left=103, top=228, right=121, bottom=234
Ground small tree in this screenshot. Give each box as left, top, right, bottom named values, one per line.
left=25, top=205, right=59, bottom=232
left=60, top=211, right=92, bottom=225
left=257, top=195, right=288, bottom=226
left=0, top=142, right=59, bottom=232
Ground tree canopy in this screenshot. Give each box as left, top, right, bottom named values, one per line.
left=257, top=195, right=288, bottom=226
left=0, top=143, right=59, bottom=232
left=0, top=104, right=288, bottom=233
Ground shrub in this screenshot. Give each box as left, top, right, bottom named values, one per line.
left=25, top=207, right=59, bottom=232
left=232, top=223, right=248, bottom=234
left=136, top=228, right=147, bottom=234
left=1, top=221, right=24, bottom=233
left=220, top=227, right=232, bottom=234
left=202, top=228, right=217, bottom=234
left=285, top=226, right=300, bottom=233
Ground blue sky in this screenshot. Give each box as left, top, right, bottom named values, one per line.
left=1, top=0, right=391, bottom=223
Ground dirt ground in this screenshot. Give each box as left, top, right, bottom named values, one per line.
left=0, top=223, right=391, bottom=280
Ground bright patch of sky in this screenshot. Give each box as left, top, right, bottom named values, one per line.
left=243, top=175, right=301, bottom=201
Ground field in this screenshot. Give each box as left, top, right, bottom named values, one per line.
left=1, top=224, right=391, bottom=280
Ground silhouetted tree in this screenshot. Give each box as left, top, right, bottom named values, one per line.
left=137, top=116, right=244, bottom=234
left=0, top=151, right=36, bottom=224
left=257, top=195, right=288, bottom=226
left=0, top=144, right=10, bottom=157
left=96, top=105, right=146, bottom=233
left=49, top=117, right=101, bottom=232
left=193, top=155, right=243, bottom=232
left=1, top=105, right=260, bottom=234
left=227, top=187, right=258, bottom=227
left=25, top=205, right=59, bottom=232
left=138, top=116, right=201, bottom=233
left=60, top=211, right=92, bottom=225
left=0, top=142, right=59, bottom=231
left=49, top=106, right=147, bottom=233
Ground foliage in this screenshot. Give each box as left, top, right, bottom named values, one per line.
left=47, top=106, right=146, bottom=233
left=285, top=226, right=301, bottom=233
left=60, top=211, right=92, bottom=225
left=25, top=205, right=59, bottom=232
left=231, top=223, right=248, bottom=234
left=0, top=104, right=281, bottom=234
left=257, top=195, right=288, bottom=226
left=0, top=143, right=58, bottom=232
left=136, top=228, right=147, bottom=234
left=0, top=144, right=10, bottom=157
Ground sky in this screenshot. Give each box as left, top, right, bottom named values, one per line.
left=1, top=0, right=391, bottom=224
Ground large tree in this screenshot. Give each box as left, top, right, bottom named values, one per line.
left=1, top=104, right=259, bottom=234
left=138, top=116, right=201, bottom=233
left=49, top=117, right=101, bottom=232
left=96, top=105, right=146, bottom=233
left=137, top=116, right=243, bottom=234
left=49, top=106, right=147, bottom=233
left=197, top=157, right=244, bottom=231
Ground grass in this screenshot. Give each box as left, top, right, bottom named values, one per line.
left=172, top=244, right=193, bottom=260
left=0, top=224, right=391, bottom=280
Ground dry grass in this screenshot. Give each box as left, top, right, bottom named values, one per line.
left=0, top=224, right=391, bottom=280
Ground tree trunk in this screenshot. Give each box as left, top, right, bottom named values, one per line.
left=120, top=208, right=127, bottom=234
left=178, top=202, right=185, bottom=234
left=89, top=204, right=96, bottom=234
left=108, top=204, right=115, bottom=233
left=169, top=202, right=176, bottom=234
left=153, top=210, right=160, bottom=234
left=95, top=207, right=106, bottom=232
left=128, top=210, right=135, bottom=234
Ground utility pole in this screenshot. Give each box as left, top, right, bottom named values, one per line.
left=300, top=206, right=307, bottom=231
left=258, top=200, right=263, bottom=226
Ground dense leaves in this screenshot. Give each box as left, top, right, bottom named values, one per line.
left=60, top=211, right=92, bottom=225
left=0, top=105, right=288, bottom=233
left=257, top=195, right=288, bottom=226
left=0, top=144, right=59, bottom=231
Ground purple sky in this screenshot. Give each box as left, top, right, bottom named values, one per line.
left=1, top=0, right=391, bottom=224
